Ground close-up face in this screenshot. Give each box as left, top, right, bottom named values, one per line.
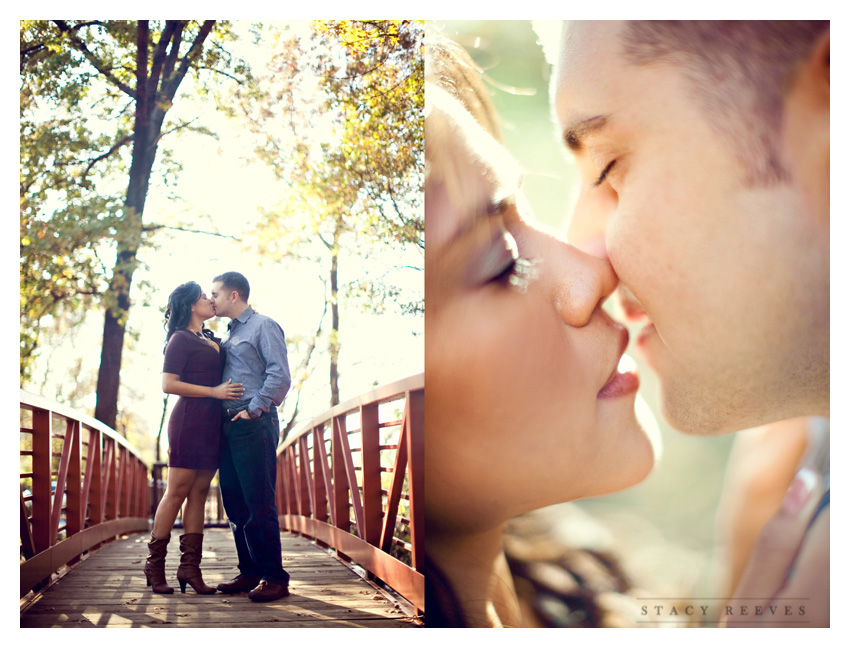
left=425, top=86, right=655, bottom=534
left=554, top=21, right=829, bottom=436
left=209, top=281, right=236, bottom=318
left=191, top=290, right=216, bottom=321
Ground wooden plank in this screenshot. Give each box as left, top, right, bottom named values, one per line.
left=20, top=517, right=149, bottom=596
left=283, top=516, right=423, bottom=611
left=21, top=527, right=420, bottom=628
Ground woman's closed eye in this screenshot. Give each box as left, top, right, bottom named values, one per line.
left=489, top=236, right=522, bottom=285
left=482, top=230, right=536, bottom=289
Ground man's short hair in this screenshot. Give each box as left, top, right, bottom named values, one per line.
left=214, top=271, right=250, bottom=302
left=619, top=20, right=828, bottom=186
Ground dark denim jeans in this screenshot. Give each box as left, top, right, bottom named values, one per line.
left=219, top=410, right=289, bottom=585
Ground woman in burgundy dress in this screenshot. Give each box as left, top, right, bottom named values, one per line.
left=144, top=281, right=244, bottom=595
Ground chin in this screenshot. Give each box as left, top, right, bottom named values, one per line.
left=568, top=421, right=657, bottom=502
left=604, top=430, right=655, bottom=495
left=657, top=382, right=752, bottom=436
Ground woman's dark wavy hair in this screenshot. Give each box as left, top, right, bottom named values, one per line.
left=163, top=281, right=214, bottom=353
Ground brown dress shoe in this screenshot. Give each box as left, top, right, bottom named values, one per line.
left=217, top=573, right=261, bottom=594
left=248, top=579, right=290, bottom=602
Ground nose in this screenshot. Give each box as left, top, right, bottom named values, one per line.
left=566, top=185, right=616, bottom=260
left=551, top=241, right=618, bottom=328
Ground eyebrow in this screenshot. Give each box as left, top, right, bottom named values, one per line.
left=563, top=115, right=610, bottom=151
left=441, top=157, right=523, bottom=249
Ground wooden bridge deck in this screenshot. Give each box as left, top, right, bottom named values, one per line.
left=20, top=527, right=420, bottom=628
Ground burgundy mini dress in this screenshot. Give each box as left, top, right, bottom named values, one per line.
left=162, top=329, right=225, bottom=470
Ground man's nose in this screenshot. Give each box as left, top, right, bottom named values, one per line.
left=566, top=192, right=613, bottom=261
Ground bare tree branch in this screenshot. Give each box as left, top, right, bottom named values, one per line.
left=194, top=64, right=246, bottom=84
left=142, top=224, right=238, bottom=239
left=53, top=20, right=138, bottom=99
left=82, top=134, right=133, bottom=181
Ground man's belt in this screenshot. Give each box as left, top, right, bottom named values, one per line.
left=225, top=407, right=247, bottom=419
left=225, top=406, right=262, bottom=419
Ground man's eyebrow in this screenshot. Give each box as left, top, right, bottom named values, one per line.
left=563, top=115, right=610, bottom=151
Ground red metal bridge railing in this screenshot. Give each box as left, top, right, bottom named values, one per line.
left=20, top=390, right=150, bottom=598
left=276, top=374, right=424, bottom=614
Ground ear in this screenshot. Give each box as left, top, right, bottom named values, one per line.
left=783, top=27, right=829, bottom=230
left=787, top=27, right=829, bottom=121
left=807, top=28, right=829, bottom=97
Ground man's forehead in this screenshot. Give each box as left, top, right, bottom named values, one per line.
left=553, top=21, right=624, bottom=120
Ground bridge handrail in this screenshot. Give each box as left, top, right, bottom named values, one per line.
left=276, top=374, right=424, bottom=614
left=20, top=390, right=150, bottom=598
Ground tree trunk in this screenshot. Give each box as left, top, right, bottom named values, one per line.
left=94, top=21, right=154, bottom=429
left=93, top=251, right=134, bottom=428
left=91, top=20, right=215, bottom=429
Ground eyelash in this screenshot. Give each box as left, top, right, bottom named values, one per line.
left=492, top=256, right=519, bottom=284
left=593, top=160, right=616, bottom=187
left=490, top=233, right=536, bottom=290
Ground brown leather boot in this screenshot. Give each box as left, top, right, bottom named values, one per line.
left=176, top=533, right=216, bottom=594
left=144, top=533, right=174, bottom=594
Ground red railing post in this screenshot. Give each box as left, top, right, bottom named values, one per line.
left=118, top=447, right=130, bottom=518
left=20, top=392, right=151, bottom=599
left=361, top=402, right=382, bottom=547
left=274, top=375, right=424, bottom=614
left=380, top=419, right=408, bottom=554
left=406, top=388, right=424, bottom=572
left=30, top=407, right=51, bottom=554
left=332, top=416, right=352, bottom=533
left=335, top=416, right=365, bottom=537
left=103, top=439, right=116, bottom=522
left=281, top=452, right=293, bottom=516
left=298, top=436, right=313, bottom=518
left=65, top=421, right=83, bottom=538
left=50, top=419, right=74, bottom=544
left=86, top=427, right=103, bottom=528
left=312, top=428, right=328, bottom=523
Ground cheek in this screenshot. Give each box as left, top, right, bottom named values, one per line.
left=608, top=179, right=713, bottom=328
left=427, top=289, right=598, bottom=463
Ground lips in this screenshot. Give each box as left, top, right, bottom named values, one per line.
left=617, top=286, right=648, bottom=323
left=636, top=321, right=656, bottom=347
left=598, top=326, right=639, bottom=399
left=617, top=288, right=656, bottom=349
